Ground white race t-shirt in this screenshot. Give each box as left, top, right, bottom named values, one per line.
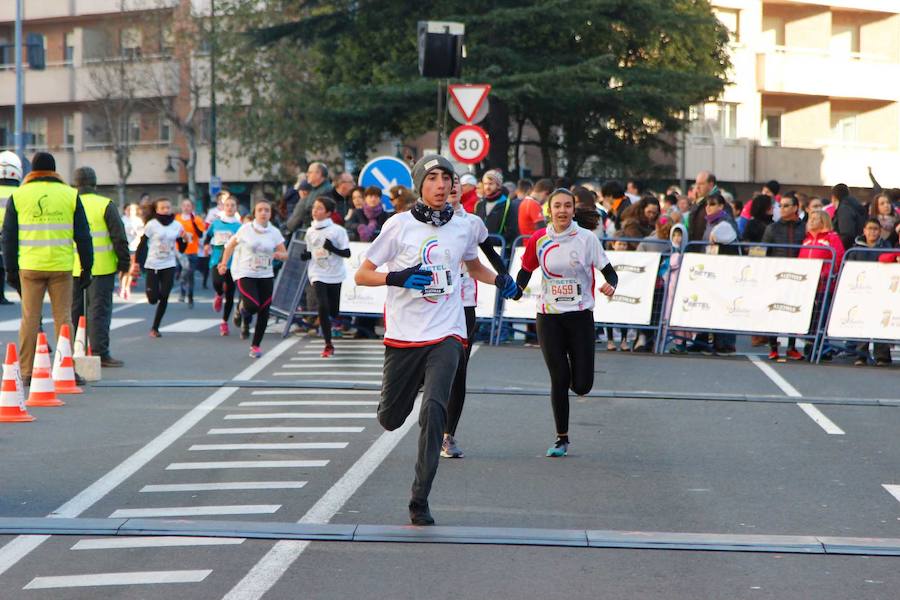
left=143, top=219, right=184, bottom=270
left=455, top=210, right=489, bottom=308
left=304, top=218, right=350, bottom=284
left=365, top=211, right=479, bottom=346
left=521, top=223, right=611, bottom=314
left=231, top=221, right=285, bottom=280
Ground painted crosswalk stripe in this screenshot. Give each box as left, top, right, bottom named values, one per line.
left=289, top=357, right=384, bottom=362
left=110, top=318, right=144, bottom=330
left=72, top=537, right=245, bottom=550
left=208, top=427, right=364, bottom=434
left=277, top=368, right=383, bottom=375
left=274, top=374, right=382, bottom=379
left=24, top=570, right=213, bottom=589
left=141, top=481, right=307, bottom=493
left=294, top=350, right=383, bottom=355
left=109, top=505, right=281, bottom=518
left=167, top=460, right=328, bottom=470
left=240, top=400, right=377, bottom=407
left=0, top=319, right=21, bottom=332
left=883, top=484, right=900, bottom=503
left=189, top=442, right=348, bottom=450
left=224, top=413, right=376, bottom=420
left=250, top=390, right=379, bottom=396
left=159, top=319, right=221, bottom=333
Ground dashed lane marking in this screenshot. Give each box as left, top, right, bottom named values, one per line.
left=109, top=505, right=282, bottom=518
left=223, top=413, right=377, bottom=420
left=140, top=482, right=307, bottom=493
left=72, top=537, right=245, bottom=550
left=239, top=400, right=378, bottom=407
left=188, top=442, right=348, bottom=450
left=24, top=570, right=212, bottom=589
left=166, top=460, right=329, bottom=470
left=207, top=427, right=365, bottom=435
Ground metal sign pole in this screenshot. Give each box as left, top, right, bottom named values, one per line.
left=15, top=0, right=24, bottom=162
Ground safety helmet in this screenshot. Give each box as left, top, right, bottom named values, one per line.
left=0, top=151, right=22, bottom=182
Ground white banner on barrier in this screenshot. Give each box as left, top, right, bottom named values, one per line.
left=669, top=254, right=823, bottom=334
left=501, top=248, right=661, bottom=325
left=472, top=248, right=497, bottom=319
left=826, top=261, right=900, bottom=341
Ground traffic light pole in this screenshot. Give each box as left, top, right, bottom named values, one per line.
left=209, top=0, right=218, bottom=178
left=14, top=0, right=24, bottom=162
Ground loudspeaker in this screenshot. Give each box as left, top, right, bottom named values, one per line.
left=417, top=21, right=464, bottom=78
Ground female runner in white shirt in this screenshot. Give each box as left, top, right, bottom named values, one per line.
left=137, top=198, right=188, bottom=337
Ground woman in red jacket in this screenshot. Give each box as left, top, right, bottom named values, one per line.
left=798, top=209, right=845, bottom=360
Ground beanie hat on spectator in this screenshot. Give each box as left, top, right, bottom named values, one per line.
left=482, top=170, right=503, bottom=188
left=460, top=173, right=477, bottom=187
left=31, top=152, right=56, bottom=172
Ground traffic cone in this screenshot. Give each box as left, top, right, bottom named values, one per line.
left=27, top=332, right=64, bottom=407
left=0, top=344, right=35, bottom=422
left=73, top=316, right=87, bottom=358
left=52, top=324, right=83, bottom=394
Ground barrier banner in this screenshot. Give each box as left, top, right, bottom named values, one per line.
left=471, top=248, right=498, bottom=319
left=501, top=249, right=661, bottom=325
left=669, top=254, right=822, bottom=334
left=826, top=261, right=900, bottom=341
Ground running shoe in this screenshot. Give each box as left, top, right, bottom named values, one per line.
left=786, top=349, right=804, bottom=361
left=249, top=346, right=262, bottom=358
left=853, top=357, right=867, bottom=366
left=441, top=435, right=464, bottom=458
left=213, top=294, right=223, bottom=312
left=241, top=325, right=250, bottom=340
left=321, top=344, right=334, bottom=358
left=149, top=329, right=161, bottom=338
left=546, top=439, right=569, bottom=458
left=875, top=359, right=892, bottom=367
left=219, top=322, right=230, bottom=336
left=188, top=296, right=194, bottom=309
left=331, top=328, right=344, bottom=339
left=606, top=341, right=617, bottom=352
left=768, top=349, right=780, bottom=361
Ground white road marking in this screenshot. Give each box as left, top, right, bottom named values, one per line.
left=289, top=357, right=384, bottom=362
left=208, top=427, right=365, bottom=434
left=112, top=298, right=147, bottom=313
left=72, top=537, right=245, bottom=550
left=110, top=318, right=143, bottom=330
left=189, top=442, right=348, bottom=450
left=239, top=400, right=377, bottom=407
left=293, top=350, right=383, bottom=355
left=0, top=340, right=300, bottom=578
left=224, top=412, right=376, bottom=420
left=109, top=505, right=281, bottom=518
left=250, top=390, right=379, bottom=396
left=274, top=374, right=383, bottom=379
left=277, top=367, right=383, bottom=375
left=24, top=570, right=212, bottom=589
left=0, top=319, right=21, bottom=331
left=222, top=395, right=424, bottom=600
left=167, top=460, right=328, bottom=470
left=159, top=318, right=221, bottom=333
left=141, top=482, right=307, bottom=493
left=748, top=355, right=845, bottom=436
left=884, top=484, right=900, bottom=503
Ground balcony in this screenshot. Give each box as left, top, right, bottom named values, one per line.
left=0, top=59, right=178, bottom=106
left=755, top=143, right=900, bottom=186
left=0, top=0, right=179, bottom=22
left=767, top=1, right=900, bottom=14
left=757, top=48, right=900, bottom=101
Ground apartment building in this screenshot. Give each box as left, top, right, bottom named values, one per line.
left=680, top=0, right=900, bottom=192
left=0, top=0, right=264, bottom=206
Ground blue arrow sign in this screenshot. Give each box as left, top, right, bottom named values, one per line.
left=358, top=156, right=413, bottom=211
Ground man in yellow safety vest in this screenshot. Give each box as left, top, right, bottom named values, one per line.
left=1, top=152, right=93, bottom=384
left=71, top=166, right=130, bottom=367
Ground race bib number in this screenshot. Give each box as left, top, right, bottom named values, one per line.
left=313, top=247, right=329, bottom=260
left=543, top=277, right=582, bottom=308
left=212, top=231, right=232, bottom=246
left=421, top=264, right=453, bottom=298
left=251, top=252, right=273, bottom=271
left=155, top=242, right=172, bottom=259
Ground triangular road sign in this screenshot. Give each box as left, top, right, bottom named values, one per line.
left=448, top=84, right=491, bottom=123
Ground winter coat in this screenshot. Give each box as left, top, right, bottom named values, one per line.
left=761, top=218, right=806, bottom=257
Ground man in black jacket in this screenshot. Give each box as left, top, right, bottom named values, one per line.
left=474, top=170, right=519, bottom=254
left=830, top=183, right=866, bottom=251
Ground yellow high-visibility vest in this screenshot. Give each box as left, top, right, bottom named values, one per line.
left=12, top=180, right=77, bottom=271
left=74, top=193, right=116, bottom=276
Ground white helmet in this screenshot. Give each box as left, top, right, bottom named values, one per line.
left=0, top=151, right=22, bottom=182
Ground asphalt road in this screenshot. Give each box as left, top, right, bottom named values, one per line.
left=0, top=289, right=897, bottom=599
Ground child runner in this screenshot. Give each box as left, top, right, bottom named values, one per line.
left=301, top=196, right=351, bottom=358
left=137, top=198, right=188, bottom=337
left=205, top=194, right=242, bottom=335
left=219, top=201, right=287, bottom=357
left=355, top=155, right=518, bottom=526
left=513, top=188, right=618, bottom=457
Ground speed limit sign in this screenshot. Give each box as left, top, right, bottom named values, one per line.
left=449, top=125, right=490, bottom=164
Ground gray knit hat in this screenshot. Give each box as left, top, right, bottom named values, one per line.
left=411, top=154, right=455, bottom=195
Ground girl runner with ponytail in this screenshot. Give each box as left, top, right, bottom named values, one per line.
left=137, top=198, right=188, bottom=337
left=513, top=188, right=618, bottom=457
left=204, top=194, right=241, bottom=335
left=218, top=201, right=287, bottom=358
left=301, top=196, right=351, bottom=358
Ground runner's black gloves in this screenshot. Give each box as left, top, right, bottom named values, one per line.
left=386, top=263, right=432, bottom=290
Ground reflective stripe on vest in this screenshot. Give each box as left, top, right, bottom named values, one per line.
left=12, top=181, right=77, bottom=271
left=75, top=193, right=117, bottom=276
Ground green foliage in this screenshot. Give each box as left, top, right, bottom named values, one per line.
left=217, top=0, right=729, bottom=178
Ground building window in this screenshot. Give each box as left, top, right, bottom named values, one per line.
left=160, top=24, right=174, bottom=56
left=64, top=32, right=75, bottom=64
left=0, top=120, right=9, bottom=148
left=830, top=19, right=860, bottom=57
left=762, top=111, right=782, bottom=147
left=714, top=8, right=740, bottom=44
left=831, top=111, right=858, bottom=143
left=120, top=27, right=142, bottom=59
left=25, top=117, right=48, bottom=149
left=159, top=116, right=171, bottom=142
left=63, top=115, right=75, bottom=147
left=119, top=114, right=141, bottom=143
left=716, top=103, right=738, bottom=139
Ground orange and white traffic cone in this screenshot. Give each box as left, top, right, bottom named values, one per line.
left=73, top=316, right=87, bottom=359
left=52, top=324, right=83, bottom=394
left=0, top=343, right=35, bottom=422
left=27, top=332, right=64, bottom=407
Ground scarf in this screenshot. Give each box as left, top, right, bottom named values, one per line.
left=546, top=219, right=578, bottom=241
left=251, top=220, right=271, bottom=234
left=156, top=214, right=175, bottom=226
left=313, top=217, right=334, bottom=230
left=411, top=200, right=453, bottom=227
left=705, top=209, right=726, bottom=224
left=358, top=204, right=383, bottom=242
left=218, top=214, right=239, bottom=224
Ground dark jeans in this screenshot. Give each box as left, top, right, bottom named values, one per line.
left=177, top=254, right=199, bottom=298
left=379, top=337, right=463, bottom=503
left=857, top=342, right=892, bottom=363
left=72, top=272, right=115, bottom=358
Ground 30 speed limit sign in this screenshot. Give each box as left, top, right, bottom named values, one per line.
left=449, top=125, right=490, bottom=164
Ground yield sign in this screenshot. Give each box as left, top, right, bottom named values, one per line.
left=448, top=84, right=491, bottom=123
